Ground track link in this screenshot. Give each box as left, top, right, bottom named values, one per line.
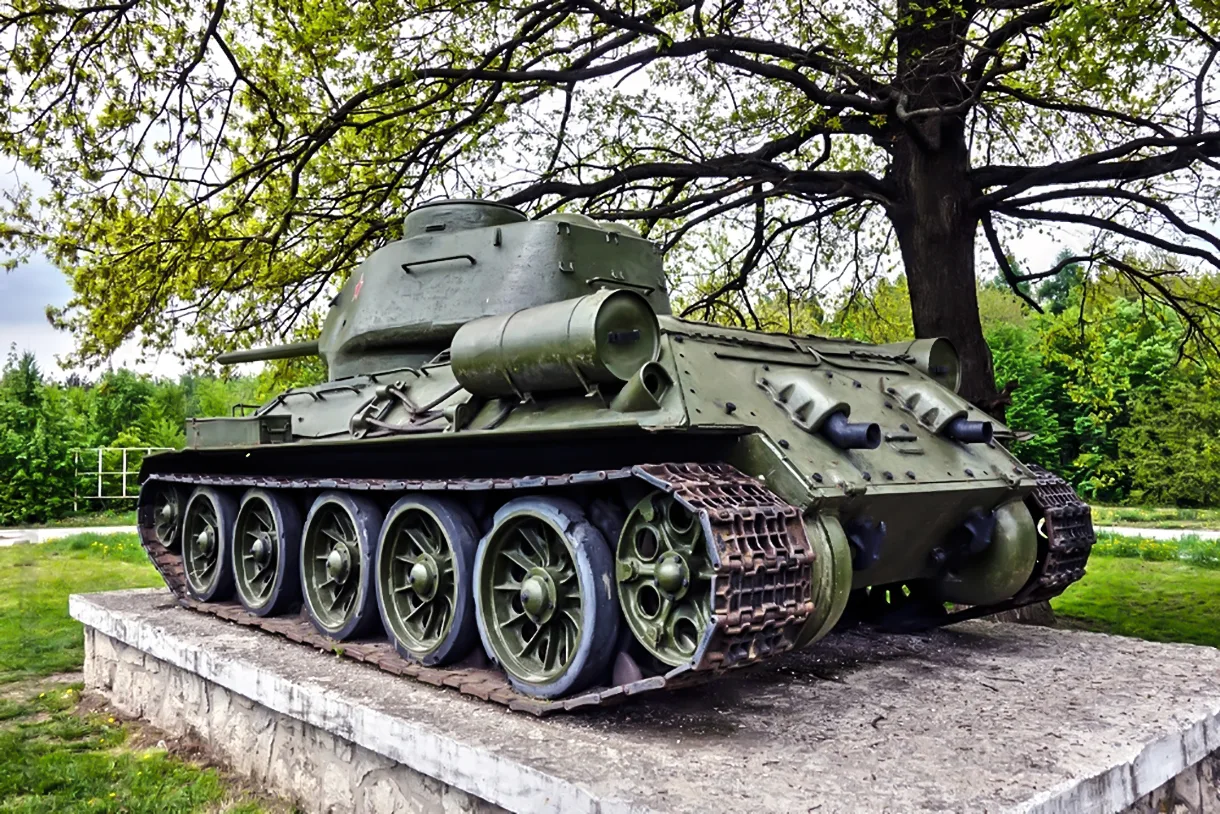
left=138, top=462, right=814, bottom=715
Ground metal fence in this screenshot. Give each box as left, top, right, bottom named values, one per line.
left=71, top=447, right=174, bottom=510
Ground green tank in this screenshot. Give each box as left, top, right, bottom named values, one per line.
left=137, top=199, right=1095, bottom=713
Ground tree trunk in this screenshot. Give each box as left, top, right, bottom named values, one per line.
left=888, top=1, right=997, bottom=406
left=889, top=139, right=996, bottom=405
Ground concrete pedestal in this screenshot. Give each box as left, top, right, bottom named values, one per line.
left=72, top=589, right=1220, bottom=814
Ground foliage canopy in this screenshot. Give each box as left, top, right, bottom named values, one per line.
left=1, top=0, right=1219, bottom=401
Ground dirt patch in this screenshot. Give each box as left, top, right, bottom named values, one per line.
left=0, top=671, right=83, bottom=701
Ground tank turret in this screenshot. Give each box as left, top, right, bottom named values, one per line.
left=220, top=200, right=671, bottom=380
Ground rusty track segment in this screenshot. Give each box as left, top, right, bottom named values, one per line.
left=138, top=462, right=815, bottom=715
left=1011, top=464, right=1095, bottom=604
left=635, top=464, right=814, bottom=670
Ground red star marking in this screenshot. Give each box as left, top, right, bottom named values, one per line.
left=353, top=274, right=364, bottom=301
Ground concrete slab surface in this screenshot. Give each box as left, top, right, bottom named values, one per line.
left=0, top=525, right=137, bottom=546
left=72, top=588, right=1220, bottom=814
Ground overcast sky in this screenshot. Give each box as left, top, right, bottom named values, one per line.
left=0, top=256, right=185, bottom=379
left=0, top=155, right=187, bottom=379
left=0, top=255, right=71, bottom=362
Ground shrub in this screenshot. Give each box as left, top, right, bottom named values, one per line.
left=1178, top=535, right=1220, bottom=570
left=1090, top=532, right=1220, bottom=568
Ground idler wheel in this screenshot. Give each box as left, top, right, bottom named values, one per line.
left=182, top=487, right=238, bottom=602
left=615, top=492, right=715, bottom=667
left=376, top=496, right=480, bottom=666
left=474, top=497, right=619, bottom=699
left=301, top=491, right=384, bottom=640
left=150, top=483, right=187, bottom=551
left=232, top=489, right=303, bottom=617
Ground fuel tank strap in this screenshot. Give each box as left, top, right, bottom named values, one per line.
left=137, top=462, right=814, bottom=715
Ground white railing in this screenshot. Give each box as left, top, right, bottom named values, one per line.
left=71, top=447, right=174, bottom=510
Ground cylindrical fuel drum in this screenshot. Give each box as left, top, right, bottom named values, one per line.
left=450, top=289, right=661, bottom=398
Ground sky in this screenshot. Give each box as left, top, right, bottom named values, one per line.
left=0, top=155, right=189, bottom=380
left=0, top=255, right=73, bottom=366
left=0, top=256, right=186, bottom=379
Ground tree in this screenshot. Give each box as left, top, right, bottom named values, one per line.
left=87, top=370, right=155, bottom=447
left=986, top=321, right=1065, bottom=470
left=0, top=349, right=83, bottom=524
left=2, top=1, right=1219, bottom=404
left=1118, top=375, right=1220, bottom=506
left=1034, top=249, right=1086, bottom=315
left=1039, top=285, right=1186, bottom=499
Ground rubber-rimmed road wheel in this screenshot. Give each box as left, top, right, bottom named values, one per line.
left=301, top=491, right=383, bottom=640
left=232, top=489, right=303, bottom=617
left=150, top=483, right=187, bottom=551
left=376, top=495, right=480, bottom=666
left=474, top=497, right=619, bottom=699
left=182, top=487, right=237, bottom=602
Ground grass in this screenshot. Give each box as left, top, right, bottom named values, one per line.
left=0, top=683, right=266, bottom=814
left=3, top=509, right=138, bottom=531
left=1091, top=504, right=1220, bottom=529
left=1052, top=556, right=1220, bottom=650
left=0, top=532, right=283, bottom=812
left=0, top=534, right=158, bottom=684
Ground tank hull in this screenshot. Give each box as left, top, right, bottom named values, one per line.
left=141, top=316, right=1094, bottom=708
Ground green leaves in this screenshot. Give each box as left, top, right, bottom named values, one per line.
left=0, top=0, right=1215, bottom=406
left=0, top=349, right=284, bottom=523
left=1118, top=378, right=1220, bottom=506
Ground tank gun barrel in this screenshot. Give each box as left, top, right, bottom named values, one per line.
left=215, top=340, right=320, bottom=365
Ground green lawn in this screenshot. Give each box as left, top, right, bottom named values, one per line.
left=1090, top=504, right=1220, bottom=530
left=0, top=534, right=282, bottom=813
left=1052, top=556, right=1220, bottom=650
left=0, top=534, right=159, bottom=684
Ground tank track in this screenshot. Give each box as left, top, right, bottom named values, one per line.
left=137, top=462, right=814, bottom=715
left=1007, top=464, right=1094, bottom=605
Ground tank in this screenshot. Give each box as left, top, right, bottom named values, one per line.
left=137, top=199, right=1095, bottom=713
